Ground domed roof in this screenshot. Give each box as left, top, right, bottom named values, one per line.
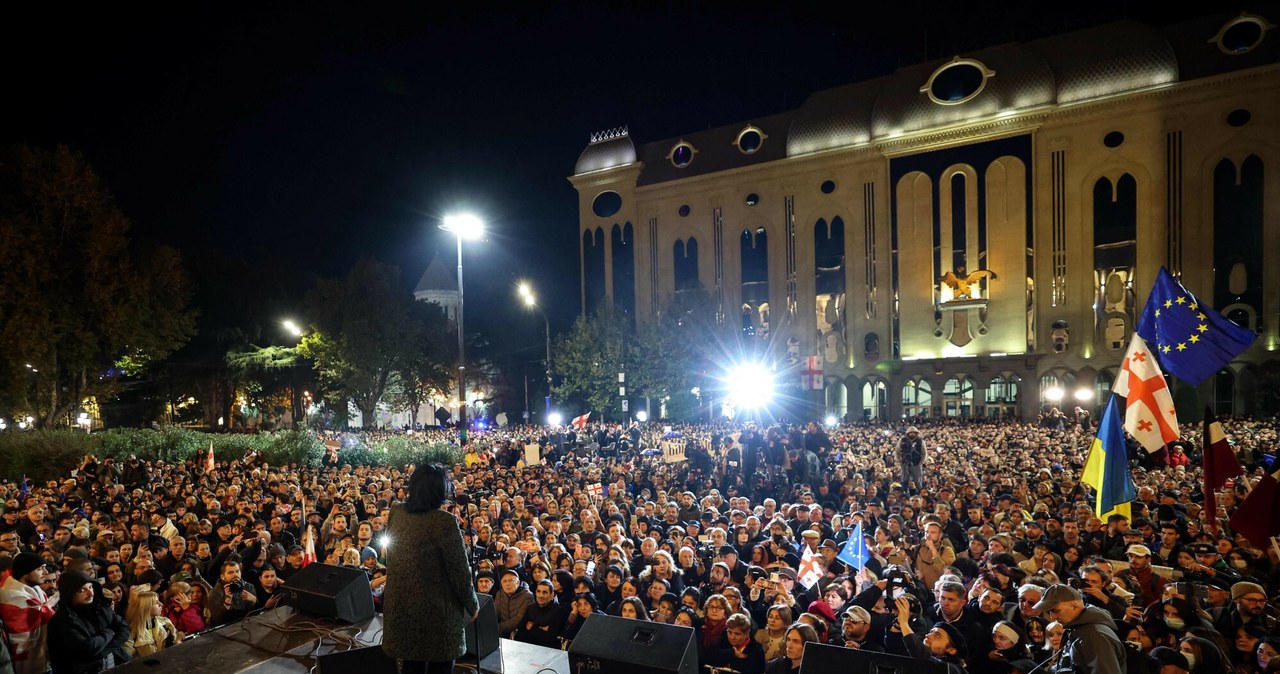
left=871, top=43, right=1056, bottom=139
left=1029, top=21, right=1177, bottom=104
left=787, top=77, right=884, bottom=156
left=574, top=128, right=637, bottom=175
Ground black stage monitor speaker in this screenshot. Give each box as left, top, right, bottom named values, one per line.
left=801, top=642, right=947, bottom=674
left=464, top=593, right=500, bottom=661
left=568, top=614, right=696, bottom=674
left=319, top=645, right=398, bottom=674
left=281, top=563, right=375, bottom=623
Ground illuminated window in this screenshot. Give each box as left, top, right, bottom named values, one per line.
left=735, top=126, right=766, bottom=154
left=669, top=141, right=697, bottom=168
left=922, top=58, right=995, bottom=106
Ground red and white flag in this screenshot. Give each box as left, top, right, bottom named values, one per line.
left=300, top=497, right=316, bottom=567
left=571, top=413, right=590, bottom=430
left=802, top=356, right=823, bottom=391
left=797, top=543, right=823, bottom=589
left=206, top=442, right=215, bottom=473
left=1112, top=333, right=1179, bottom=453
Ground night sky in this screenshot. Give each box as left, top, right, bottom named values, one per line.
left=8, top=1, right=1182, bottom=356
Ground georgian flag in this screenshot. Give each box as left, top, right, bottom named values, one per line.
left=802, top=356, right=823, bottom=391
left=571, top=413, right=590, bottom=430
left=1112, top=333, right=1179, bottom=453
left=797, top=543, right=823, bottom=589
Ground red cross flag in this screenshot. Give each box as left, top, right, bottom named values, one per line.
left=802, top=356, right=824, bottom=391
left=571, top=413, right=590, bottom=430
left=797, top=543, right=823, bottom=589
left=1113, top=333, right=1179, bottom=453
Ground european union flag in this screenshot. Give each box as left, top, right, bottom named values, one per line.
left=837, top=521, right=870, bottom=570
left=1137, top=267, right=1255, bottom=386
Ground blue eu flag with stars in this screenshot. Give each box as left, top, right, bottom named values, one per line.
left=1136, top=267, right=1255, bottom=386
left=837, top=521, right=870, bottom=570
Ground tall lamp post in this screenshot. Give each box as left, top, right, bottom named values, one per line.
left=517, top=282, right=552, bottom=423
left=282, top=319, right=305, bottom=429
left=441, top=213, right=484, bottom=444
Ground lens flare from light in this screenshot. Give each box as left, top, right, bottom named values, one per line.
left=547, top=412, right=563, bottom=426
left=725, top=363, right=775, bottom=410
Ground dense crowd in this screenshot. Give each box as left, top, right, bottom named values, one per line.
left=0, top=411, right=1277, bottom=674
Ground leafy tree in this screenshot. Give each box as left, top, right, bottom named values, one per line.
left=630, top=310, right=696, bottom=405
left=552, top=305, right=628, bottom=416
left=389, top=300, right=456, bottom=428
left=0, top=145, right=196, bottom=427
left=297, top=259, right=417, bottom=428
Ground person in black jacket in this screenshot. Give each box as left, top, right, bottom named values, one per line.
left=48, top=570, right=130, bottom=674
left=514, top=579, right=564, bottom=649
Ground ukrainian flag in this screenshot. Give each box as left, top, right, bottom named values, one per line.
left=1082, top=395, right=1136, bottom=520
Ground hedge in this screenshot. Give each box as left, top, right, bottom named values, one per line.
left=0, top=429, right=462, bottom=482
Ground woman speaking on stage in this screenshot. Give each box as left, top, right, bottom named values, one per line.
left=382, top=463, right=480, bottom=674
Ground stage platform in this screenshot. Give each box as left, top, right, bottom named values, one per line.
left=109, top=607, right=568, bottom=674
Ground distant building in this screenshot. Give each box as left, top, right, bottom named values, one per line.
left=570, top=10, right=1280, bottom=420
left=414, top=255, right=459, bottom=325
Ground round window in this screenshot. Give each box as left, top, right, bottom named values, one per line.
left=922, top=58, right=993, bottom=105
left=820, top=180, right=836, bottom=194
left=1227, top=109, right=1252, bottom=127
left=670, top=142, right=696, bottom=168
left=591, top=191, right=622, bottom=218
left=1212, top=14, right=1273, bottom=55
left=1103, top=131, right=1125, bottom=148
left=735, top=127, right=765, bottom=154
left=745, top=193, right=759, bottom=207
left=678, top=205, right=691, bottom=217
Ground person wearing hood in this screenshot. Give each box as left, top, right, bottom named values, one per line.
left=494, top=568, right=533, bottom=638
left=1031, top=584, right=1123, bottom=674
left=47, top=570, right=129, bottom=674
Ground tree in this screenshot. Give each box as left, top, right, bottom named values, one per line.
left=552, top=305, right=628, bottom=416
left=389, top=301, right=455, bottom=428
left=0, top=145, right=196, bottom=427
left=630, top=310, right=696, bottom=406
left=297, top=259, right=417, bottom=428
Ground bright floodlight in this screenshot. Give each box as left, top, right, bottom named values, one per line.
left=725, top=363, right=775, bottom=409
left=635, top=410, right=649, bottom=422
left=825, top=415, right=838, bottom=428
left=518, top=282, right=536, bottom=306
left=1045, top=387, right=1065, bottom=402
left=283, top=319, right=303, bottom=337
left=1073, top=388, right=1094, bottom=402
left=547, top=412, right=563, bottom=426
left=441, top=213, right=485, bottom=240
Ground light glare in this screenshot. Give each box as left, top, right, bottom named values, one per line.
left=442, top=213, right=485, bottom=240
left=547, top=412, right=563, bottom=426
left=725, top=363, right=775, bottom=409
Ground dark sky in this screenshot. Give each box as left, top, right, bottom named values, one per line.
left=8, top=1, right=1183, bottom=350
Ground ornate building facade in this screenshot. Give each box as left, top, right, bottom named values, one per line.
left=570, top=11, right=1280, bottom=420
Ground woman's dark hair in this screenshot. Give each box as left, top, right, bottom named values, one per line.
left=405, top=463, right=453, bottom=513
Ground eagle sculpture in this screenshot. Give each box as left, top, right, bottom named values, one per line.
left=940, top=266, right=997, bottom=300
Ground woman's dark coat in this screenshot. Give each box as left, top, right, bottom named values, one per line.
left=381, top=505, right=480, bottom=662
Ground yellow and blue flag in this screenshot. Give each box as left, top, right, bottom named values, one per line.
left=1136, top=267, right=1255, bottom=386
left=1081, top=395, right=1135, bottom=520
left=837, top=521, right=870, bottom=570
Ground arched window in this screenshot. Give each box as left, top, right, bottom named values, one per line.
left=943, top=376, right=974, bottom=417
left=584, top=227, right=606, bottom=313
left=612, top=223, right=635, bottom=318
left=862, top=380, right=888, bottom=420
left=741, top=228, right=769, bottom=338
left=674, top=237, right=699, bottom=292
left=902, top=379, right=933, bottom=418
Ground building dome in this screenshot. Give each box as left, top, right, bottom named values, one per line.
left=1029, top=21, right=1178, bottom=104
left=871, top=42, right=1056, bottom=139
left=574, top=128, right=637, bottom=175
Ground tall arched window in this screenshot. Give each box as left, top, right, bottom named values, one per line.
left=583, top=227, right=606, bottom=313
left=862, top=379, right=888, bottom=420
left=1213, top=156, right=1264, bottom=330
left=902, top=379, right=932, bottom=418
left=741, top=228, right=769, bottom=338
left=1093, top=174, right=1137, bottom=349
left=612, top=223, right=635, bottom=319
left=674, top=238, right=699, bottom=292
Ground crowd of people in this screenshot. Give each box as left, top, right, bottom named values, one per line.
left=0, top=411, right=1276, bottom=674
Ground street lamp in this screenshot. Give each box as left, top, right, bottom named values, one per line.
left=281, top=318, right=307, bottom=429
left=441, top=213, right=484, bottom=443
left=518, top=282, right=553, bottom=423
